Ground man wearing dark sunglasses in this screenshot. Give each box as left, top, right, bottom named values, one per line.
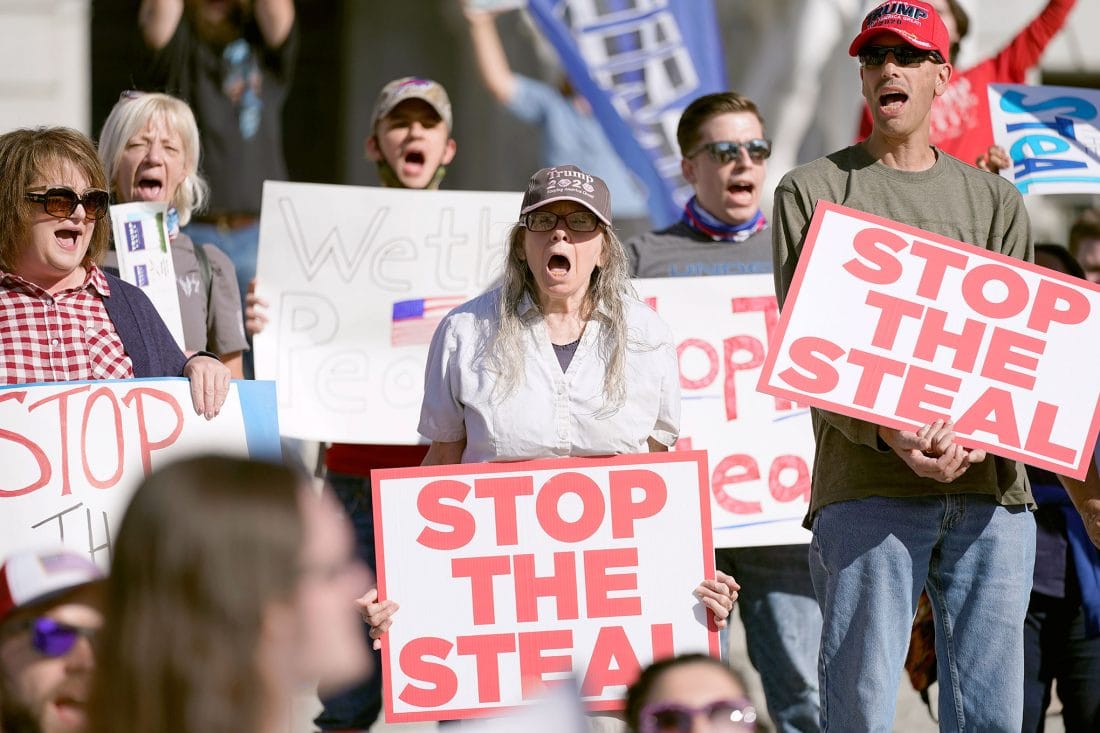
left=773, top=2, right=1036, bottom=730
left=0, top=548, right=104, bottom=733
left=625, top=92, right=822, bottom=733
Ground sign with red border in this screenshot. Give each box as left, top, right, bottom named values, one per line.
left=758, top=201, right=1100, bottom=479
left=372, top=451, right=718, bottom=722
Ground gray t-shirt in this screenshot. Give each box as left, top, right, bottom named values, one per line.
left=625, top=221, right=773, bottom=278
left=104, top=233, right=248, bottom=356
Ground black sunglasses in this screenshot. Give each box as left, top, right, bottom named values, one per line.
left=691, top=139, right=772, bottom=165
left=858, top=44, right=944, bottom=67
left=639, top=698, right=757, bottom=733
left=23, top=617, right=98, bottom=657
left=25, top=187, right=110, bottom=221
left=522, top=210, right=600, bottom=233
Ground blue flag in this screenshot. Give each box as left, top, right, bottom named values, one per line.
left=527, top=0, right=727, bottom=227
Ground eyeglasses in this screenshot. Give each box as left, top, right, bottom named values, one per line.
left=858, top=45, right=944, bottom=67
left=690, top=139, right=772, bottom=165
left=118, top=89, right=146, bottom=102
left=639, top=698, right=757, bottom=733
left=522, top=210, right=600, bottom=233
left=24, top=617, right=98, bottom=657
left=25, top=187, right=110, bottom=220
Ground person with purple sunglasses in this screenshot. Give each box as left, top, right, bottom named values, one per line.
left=624, top=653, right=758, bottom=733
left=0, top=548, right=104, bottom=733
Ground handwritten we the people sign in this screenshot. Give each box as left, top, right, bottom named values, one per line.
left=989, top=83, right=1100, bottom=195
left=253, top=182, right=521, bottom=444
left=372, top=452, right=718, bottom=722
left=758, top=202, right=1100, bottom=479
left=0, top=379, right=280, bottom=565
left=633, top=275, right=813, bottom=547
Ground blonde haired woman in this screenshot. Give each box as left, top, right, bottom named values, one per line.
left=99, top=91, right=248, bottom=377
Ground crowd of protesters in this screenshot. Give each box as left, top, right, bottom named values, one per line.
left=2, top=1, right=1099, bottom=732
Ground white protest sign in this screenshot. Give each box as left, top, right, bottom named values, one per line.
left=633, top=276, right=812, bottom=547
left=373, top=452, right=718, bottom=722
left=253, top=182, right=520, bottom=443
left=989, top=83, right=1100, bottom=195
left=109, top=202, right=186, bottom=349
left=0, top=379, right=280, bottom=567
left=758, top=202, right=1100, bottom=479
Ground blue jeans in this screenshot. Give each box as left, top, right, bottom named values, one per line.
left=810, top=494, right=1034, bottom=732
left=184, top=221, right=259, bottom=376
left=314, top=472, right=382, bottom=730
left=717, top=545, right=822, bottom=733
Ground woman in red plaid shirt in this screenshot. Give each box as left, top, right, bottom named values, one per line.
left=0, top=126, right=229, bottom=418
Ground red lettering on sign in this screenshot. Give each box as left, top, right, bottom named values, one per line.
left=843, top=227, right=906, bottom=284
left=768, top=455, right=810, bottom=503
left=581, top=625, right=641, bottom=698
left=514, top=552, right=580, bottom=623
left=909, top=240, right=969, bottom=300
left=1028, top=279, right=1090, bottom=333
left=417, top=480, right=474, bottom=550
left=518, top=630, right=573, bottom=698
left=456, top=633, right=515, bottom=703
left=608, top=470, right=666, bottom=539
left=0, top=391, right=51, bottom=497
left=712, top=455, right=762, bottom=513
left=1025, top=402, right=1076, bottom=464
left=955, top=387, right=1021, bottom=448
left=846, top=349, right=907, bottom=407
left=451, top=555, right=511, bottom=625
left=81, top=387, right=125, bottom=490
left=980, top=327, right=1044, bottom=389
left=398, top=637, right=457, bottom=708
left=865, top=291, right=925, bottom=350
left=913, top=307, right=984, bottom=372
left=584, top=548, right=641, bottom=618
left=475, top=476, right=534, bottom=546
left=29, top=385, right=90, bottom=496
left=895, top=365, right=959, bottom=425
left=779, top=337, right=843, bottom=393
left=961, top=264, right=1029, bottom=319
left=678, top=339, right=718, bottom=390
left=121, top=387, right=184, bottom=475
left=723, top=336, right=764, bottom=421
left=536, top=473, right=604, bottom=543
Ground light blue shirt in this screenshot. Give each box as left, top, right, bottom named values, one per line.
left=507, top=75, right=650, bottom=220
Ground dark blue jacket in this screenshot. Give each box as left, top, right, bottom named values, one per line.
left=101, top=271, right=187, bottom=378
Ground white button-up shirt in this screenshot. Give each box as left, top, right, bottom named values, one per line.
left=418, top=288, right=680, bottom=463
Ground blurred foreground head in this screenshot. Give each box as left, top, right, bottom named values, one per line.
left=88, top=455, right=371, bottom=733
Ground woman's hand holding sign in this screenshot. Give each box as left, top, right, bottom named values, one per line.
left=879, top=420, right=987, bottom=483
left=358, top=588, right=399, bottom=651
left=695, top=570, right=740, bottom=630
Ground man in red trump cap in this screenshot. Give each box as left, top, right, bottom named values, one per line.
left=0, top=548, right=104, bottom=733
left=772, top=2, right=1037, bottom=729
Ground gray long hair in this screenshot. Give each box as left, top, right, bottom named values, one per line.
left=488, top=222, right=636, bottom=413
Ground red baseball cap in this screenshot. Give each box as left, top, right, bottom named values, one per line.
left=848, top=1, right=950, bottom=59
left=0, top=548, right=104, bottom=622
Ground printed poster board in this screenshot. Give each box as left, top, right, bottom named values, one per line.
left=758, top=202, right=1100, bottom=479
left=372, top=452, right=719, bottom=722
left=0, top=378, right=280, bottom=566
left=109, top=201, right=186, bottom=349
left=988, top=83, right=1100, bottom=195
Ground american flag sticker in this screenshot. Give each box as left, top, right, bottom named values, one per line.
left=390, top=296, right=465, bottom=347
left=124, top=220, right=146, bottom=252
